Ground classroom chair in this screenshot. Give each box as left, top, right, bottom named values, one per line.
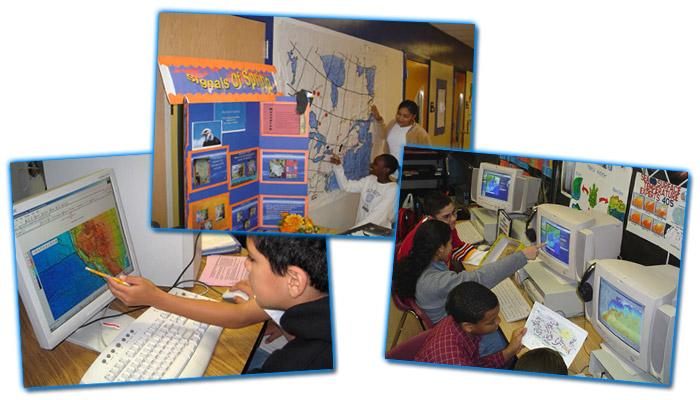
left=385, top=329, right=431, bottom=361
left=390, top=292, right=435, bottom=349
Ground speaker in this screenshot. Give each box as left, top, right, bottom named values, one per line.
left=650, top=304, right=676, bottom=384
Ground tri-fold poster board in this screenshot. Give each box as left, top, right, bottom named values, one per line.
left=159, top=56, right=310, bottom=231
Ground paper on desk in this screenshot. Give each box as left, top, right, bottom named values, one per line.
left=200, top=255, right=249, bottom=287
left=521, top=302, right=588, bottom=368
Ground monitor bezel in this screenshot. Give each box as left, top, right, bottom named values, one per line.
left=535, top=204, right=594, bottom=280
left=475, top=162, right=521, bottom=213
left=13, top=168, right=141, bottom=350
left=590, top=259, right=679, bottom=377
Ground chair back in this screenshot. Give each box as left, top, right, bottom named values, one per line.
left=405, top=297, right=435, bottom=329
left=385, top=329, right=431, bottom=361
left=391, top=292, right=413, bottom=312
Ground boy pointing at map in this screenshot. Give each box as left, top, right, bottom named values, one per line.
left=330, top=152, right=398, bottom=229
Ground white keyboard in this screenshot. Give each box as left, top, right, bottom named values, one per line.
left=80, top=288, right=223, bottom=384
left=492, top=278, right=531, bottom=323
left=456, top=221, right=484, bottom=244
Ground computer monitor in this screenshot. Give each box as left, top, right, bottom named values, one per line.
left=536, top=204, right=623, bottom=281
left=590, top=259, right=679, bottom=384
left=13, top=169, right=139, bottom=350
left=471, top=162, right=540, bottom=214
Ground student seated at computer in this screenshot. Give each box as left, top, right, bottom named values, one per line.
left=513, top=347, right=568, bottom=375
left=392, top=219, right=543, bottom=356
left=330, top=152, right=398, bottom=229
left=396, top=190, right=482, bottom=271
left=107, top=235, right=332, bottom=374
left=414, top=281, right=527, bottom=368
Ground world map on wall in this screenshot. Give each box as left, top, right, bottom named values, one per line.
left=274, top=17, right=404, bottom=212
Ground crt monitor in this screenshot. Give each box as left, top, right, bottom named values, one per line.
left=590, top=259, right=679, bottom=384
left=13, top=169, right=139, bottom=350
left=472, top=162, right=540, bottom=214
left=536, top=203, right=623, bottom=281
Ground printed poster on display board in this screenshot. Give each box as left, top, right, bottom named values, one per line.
left=158, top=56, right=310, bottom=232
left=565, top=163, right=633, bottom=222
left=626, top=172, right=687, bottom=258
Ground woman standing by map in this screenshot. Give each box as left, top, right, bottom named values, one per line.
left=371, top=100, right=431, bottom=171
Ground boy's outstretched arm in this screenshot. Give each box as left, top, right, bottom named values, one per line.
left=330, top=153, right=364, bottom=193
left=106, top=275, right=269, bottom=329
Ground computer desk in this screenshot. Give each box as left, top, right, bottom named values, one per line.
left=18, top=253, right=264, bottom=388
left=463, top=262, right=603, bottom=376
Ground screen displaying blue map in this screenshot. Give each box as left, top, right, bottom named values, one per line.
left=540, top=217, right=571, bottom=265
left=481, top=170, right=510, bottom=201
left=31, top=232, right=106, bottom=324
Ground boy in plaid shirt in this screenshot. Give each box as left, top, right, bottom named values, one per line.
left=414, top=281, right=526, bottom=368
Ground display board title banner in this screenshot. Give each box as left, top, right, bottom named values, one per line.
left=159, top=56, right=280, bottom=104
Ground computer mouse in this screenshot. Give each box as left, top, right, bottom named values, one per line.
left=222, top=289, right=249, bottom=303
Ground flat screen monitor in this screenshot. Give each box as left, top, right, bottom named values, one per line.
left=591, top=259, right=679, bottom=384
left=13, top=169, right=139, bottom=350
left=536, top=204, right=622, bottom=281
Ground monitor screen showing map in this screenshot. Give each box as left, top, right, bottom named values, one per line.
left=598, top=277, right=644, bottom=352
left=480, top=169, right=511, bottom=202
left=13, top=169, right=136, bottom=349
left=540, top=216, right=571, bottom=266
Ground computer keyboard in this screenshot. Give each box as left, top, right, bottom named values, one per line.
left=456, top=221, right=484, bottom=244
left=492, top=278, right=532, bottom=323
left=80, top=288, right=223, bottom=384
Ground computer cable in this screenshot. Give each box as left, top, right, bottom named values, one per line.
left=168, top=231, right=203, bottom=292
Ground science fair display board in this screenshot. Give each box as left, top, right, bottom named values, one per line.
left=159, top=56, right=309, bottom=232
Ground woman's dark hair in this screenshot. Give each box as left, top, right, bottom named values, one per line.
left=392, top=219, right=452, bottom=299
left=513, top=347, right=568, bottom=375
left=397, top=100, right=419, bottom=123
left=250, top=235, right=328, bottom=293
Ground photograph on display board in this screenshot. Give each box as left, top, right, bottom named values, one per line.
left=387, top=146, right=687, bottom=387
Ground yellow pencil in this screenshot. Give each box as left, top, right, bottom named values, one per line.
left=85, top=267, right=131, bottom=286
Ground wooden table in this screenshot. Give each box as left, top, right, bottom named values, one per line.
left=18, top=254, right=263, bottom=388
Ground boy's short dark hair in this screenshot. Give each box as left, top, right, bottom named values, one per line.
left=514, top=347, right=568, bottom=375
left=422, top=190, right=453, bottom=217
left=376, top=154, right=399, bottom=174
left=250, top=235, right=328, bottom=293
left=445, top=281, right=499, bottom=324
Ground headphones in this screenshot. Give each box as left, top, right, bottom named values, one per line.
left=577, top=262, right=596, bottom=302
left=525, top=205, right=538, bottom=243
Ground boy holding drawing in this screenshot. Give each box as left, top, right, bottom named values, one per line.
left=414, top=281, right=526, bottom=368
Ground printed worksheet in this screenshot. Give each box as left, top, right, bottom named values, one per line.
left=522, top=302, right=588, bottom=367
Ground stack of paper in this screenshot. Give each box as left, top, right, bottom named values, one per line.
left=201, top=232, right=241, bottom=256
